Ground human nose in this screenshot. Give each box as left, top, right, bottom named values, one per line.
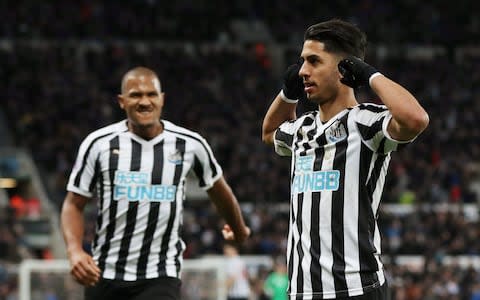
left=299, top=62, right=308, bottom=78
left=138, top=94, right=151, bottom=104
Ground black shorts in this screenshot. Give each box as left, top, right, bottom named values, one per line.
left=85, top=276, right=181, bottom=300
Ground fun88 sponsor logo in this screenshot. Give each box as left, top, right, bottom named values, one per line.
left=292, top=155, right=340, bottom=193
left=113, top=171, right=176, bottom=202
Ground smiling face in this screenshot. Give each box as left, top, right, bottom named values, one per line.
left=118, top=71, right=164, bottom=138
left=299, top=40, right=344, bottom=105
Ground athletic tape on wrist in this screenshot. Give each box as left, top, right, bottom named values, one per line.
left=279, top=90, right=299, bottom=104
left=369, top=72, right=382, bottom=86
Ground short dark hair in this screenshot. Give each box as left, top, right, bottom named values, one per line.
left=304, top=19, right=367, bottom=59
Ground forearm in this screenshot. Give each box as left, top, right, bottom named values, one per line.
left=61, top=193, right=101, bottom=286
left=262, top=92, right=297, bottom=144
left=214, top=195, right=247, bottom=239
left=370, top=75, right=429, bottom=139
left=338, top=56, right=428, bottom=140
left=208, top=178, right=249, bottom=242
left=61, top=197, right=86, bottom=254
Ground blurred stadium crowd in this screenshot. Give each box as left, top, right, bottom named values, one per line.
left=1, top=0, right=478, bottom=44
left=0, top=1, right=480, bottom=299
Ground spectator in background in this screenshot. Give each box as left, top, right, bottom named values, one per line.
left=25, top=197, right=41, bottom=219
left=471, top=282, right=480, bottom=300
left=263, top=255, right=288, bottom=300
left=9, top=194, right=26, bottom=218
left=224, top=242, right=251, bottom=300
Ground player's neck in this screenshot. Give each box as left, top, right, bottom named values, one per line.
left=318, top=92, right=357, bottom=123
left=128, top=122, right=164, bottom=140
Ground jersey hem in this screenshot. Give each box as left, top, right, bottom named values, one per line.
left=100, top=274, right=181, bottom=281
left=288, top=280, right=383, bottom=299
left=66, top=185, right=93, bottom=198
left=200, top=170, right=223, bottom=190
left=382, top=114, right=416, bottom=144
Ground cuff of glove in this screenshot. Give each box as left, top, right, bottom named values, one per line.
left=279, top=90, right=299, bottom=104
left=368, top=72, right=383, bottom=86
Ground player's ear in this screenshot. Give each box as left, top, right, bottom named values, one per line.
left=117, top=94, right=125, bottom=109
left=336, top=55, right=346, bottom=80
left=159, top=92, right=165, bottom=107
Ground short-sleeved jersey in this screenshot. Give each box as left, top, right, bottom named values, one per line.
left=67, top=119, right=222, bottom=281
left=274, top=103, right=411, bottom=299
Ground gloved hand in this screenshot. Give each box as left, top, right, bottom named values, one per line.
left=280, top=64, right=304, bottom=103
left=338, top=56, right=380, bottom=88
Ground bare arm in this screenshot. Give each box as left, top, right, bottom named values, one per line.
left=370, top=75, right=429, bottom=141
left=262, top=92, right=297, bottom=145
left=61, top=192, right=100, bottom=286
left=338, top=57, right=429, bottom=141
left=207, top=177, right=250, bottom=244
left=225, top=276, right=235, bottom=290
left=61, top=192, right=88, bottom=254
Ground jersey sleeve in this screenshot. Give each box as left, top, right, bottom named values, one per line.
left=354, top=104, right=414, bottom=154
left=191, top=136, right=223, bottom=190
left=66, top=135, right=100, bottom=198
left=273, top=120, right=297, bottom=156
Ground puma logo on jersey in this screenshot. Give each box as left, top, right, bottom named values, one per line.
left=168, top=150, right=183, bottom=165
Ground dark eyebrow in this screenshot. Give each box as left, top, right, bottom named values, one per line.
left=128, top=90, right=159, bottom=97
left=304, top=54, right=320, bottom=61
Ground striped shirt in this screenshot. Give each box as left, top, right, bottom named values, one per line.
left=67, top=119, right=222, bottom=281
left=274, top=103, right=410, bottom=299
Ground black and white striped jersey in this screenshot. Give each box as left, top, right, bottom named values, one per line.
left=67, top=119, right=222, bottom=281
left=274, top=103, right=410, bottom=299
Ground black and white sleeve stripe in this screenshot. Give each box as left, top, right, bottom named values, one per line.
left=67, top=127, right=120, bottom=197
left=354, top=103, right=412, bottom=154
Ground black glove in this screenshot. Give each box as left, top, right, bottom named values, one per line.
left=338, top=56, right=379, bottom=88
left=281, top=64, right=304, bottom=102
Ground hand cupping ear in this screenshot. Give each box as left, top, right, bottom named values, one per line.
left=280, top=64, right=304, bottom=103
left=338, top=56, right=380, bottom=89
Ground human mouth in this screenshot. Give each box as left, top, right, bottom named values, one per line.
left=304, top=82, right=315, bottom=93
left=137, top=106, right=153, bottom=113
left=136, top=109, right=154, bottom=116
